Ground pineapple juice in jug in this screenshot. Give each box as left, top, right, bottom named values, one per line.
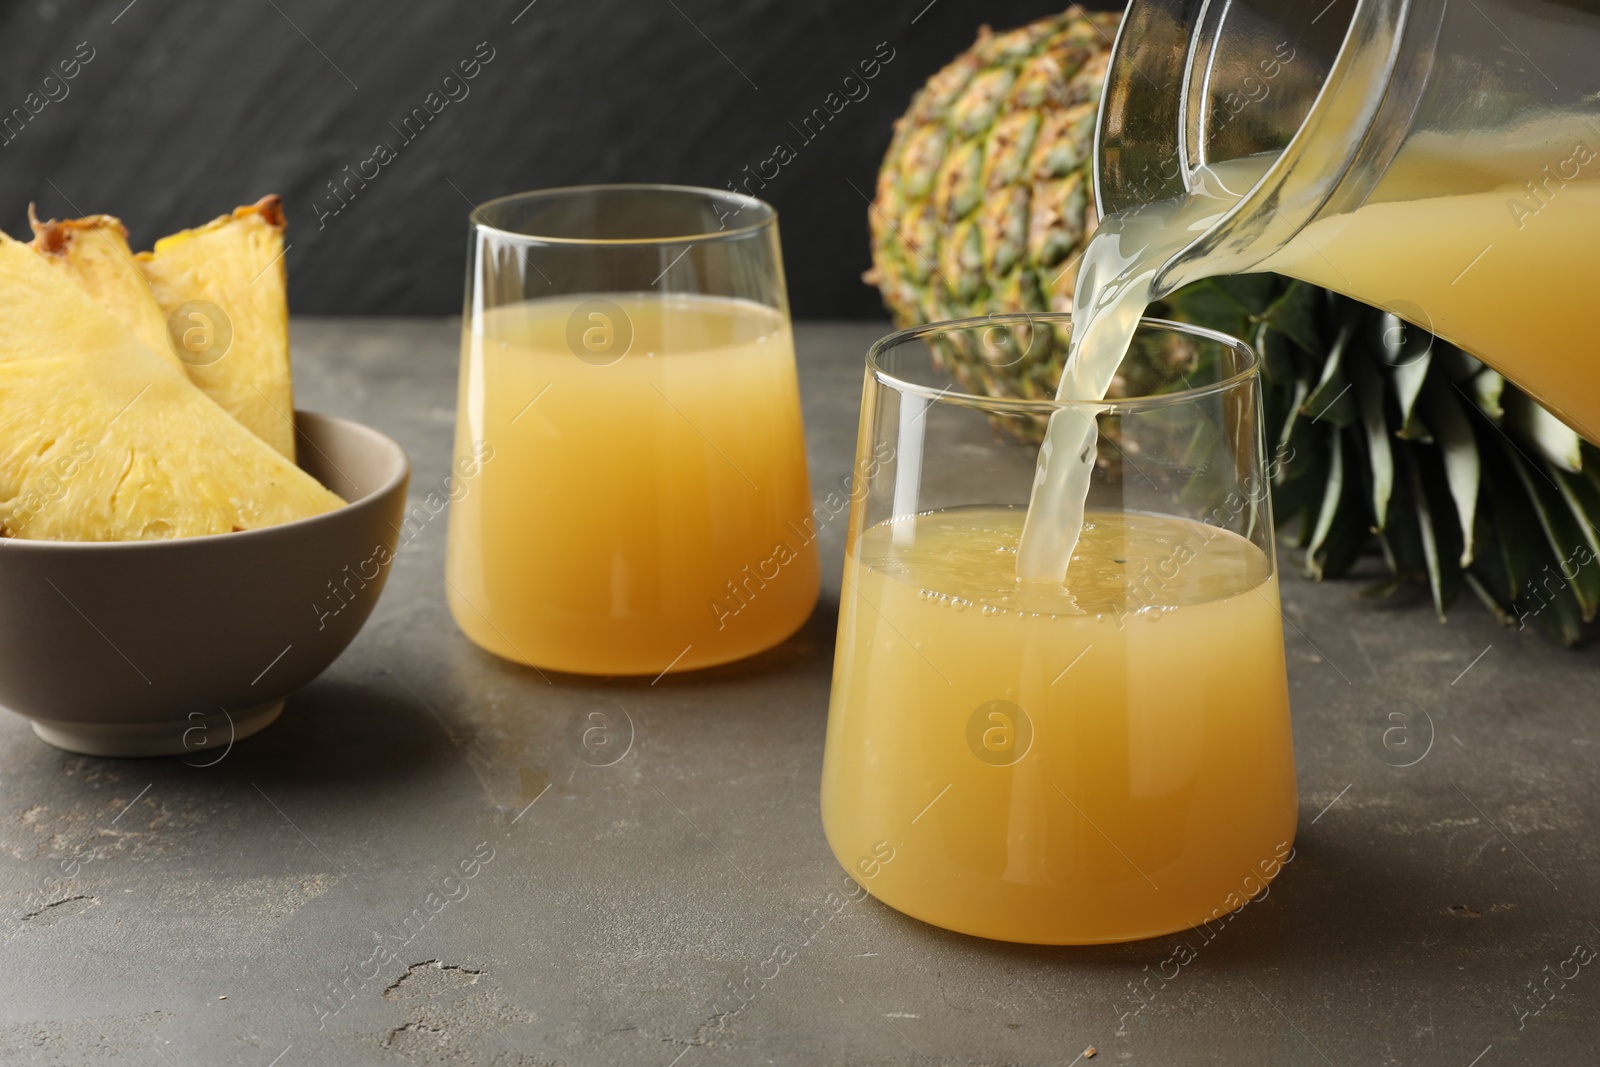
left=1262, top=132, right=1600, bottom=441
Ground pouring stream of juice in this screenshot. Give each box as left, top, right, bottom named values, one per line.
left=1016, top=155, right=1272, bottom=582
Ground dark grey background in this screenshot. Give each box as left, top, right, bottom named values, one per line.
left=0, top=0, right=1118, bottom=319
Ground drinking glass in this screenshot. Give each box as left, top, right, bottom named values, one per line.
left=820, top=313, right=1298, bottom=944
left=446, top=185, right=818, bottom=676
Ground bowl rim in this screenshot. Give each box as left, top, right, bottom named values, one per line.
left=0, top=410, right=410, bottom=553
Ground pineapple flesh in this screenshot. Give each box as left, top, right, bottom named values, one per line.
left=137, top=196, right=297, bottom=460
left=27, top=210, right=184, bottom=373
left=0, top=231, right=343, bottom=541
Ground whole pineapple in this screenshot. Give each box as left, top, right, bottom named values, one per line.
left=868, top=9, right=1600, bottom=645
left=866, top=11, right=1116, bottom=402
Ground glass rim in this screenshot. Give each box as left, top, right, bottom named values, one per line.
left=867, top=312, right=1260, bottom=415
left=469, top=183, right=778, bottom=247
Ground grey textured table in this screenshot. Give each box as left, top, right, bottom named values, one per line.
left=2, top=320, right=1596, bottom=1067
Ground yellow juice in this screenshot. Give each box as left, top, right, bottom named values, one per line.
left=1267, top=176, right=1600, bottom=441
left=820, top=507, right=1297, bottom=944
left=447, top=293, right=819, bottom=675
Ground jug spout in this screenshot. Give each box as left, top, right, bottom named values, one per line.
left=1097, top=0, right=1600, bottom=440
left=1096, top=0, right=1432, bottom=293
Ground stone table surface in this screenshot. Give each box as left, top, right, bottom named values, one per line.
left=2, top=319, right=1597, bottom=1067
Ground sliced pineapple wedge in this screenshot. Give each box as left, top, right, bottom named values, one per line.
left=0, top=231, right=343, bottom=541
left=27, top=208, right=184, bottom=373
left=136, top=196, right=296, bottom=460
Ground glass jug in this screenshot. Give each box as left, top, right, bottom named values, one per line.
left=1097, top=0, right=1600, bottom=441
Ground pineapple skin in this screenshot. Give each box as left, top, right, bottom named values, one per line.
left=27, top=210, right=185, bottom=374
left=0, top=231, right=343, bottom=541
left=136, top=196, right=297, bottom=461
left=867, top=10, right=1117, bottom=402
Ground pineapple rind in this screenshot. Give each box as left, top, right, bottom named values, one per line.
left=868, top=11, right=1118, bottom=403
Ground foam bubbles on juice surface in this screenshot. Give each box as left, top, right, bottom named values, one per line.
left=860, top=507, right=1269, bottom=619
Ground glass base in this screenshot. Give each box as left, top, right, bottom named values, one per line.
left=446, top=584, right=818, bottom=677
left=822, top=822, right=1297, bottom=946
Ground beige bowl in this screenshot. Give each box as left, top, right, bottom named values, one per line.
left=0, top=411, right=409, bottom=757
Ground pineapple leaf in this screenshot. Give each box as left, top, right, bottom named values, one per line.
left=1532, top=587, right=1586, bottom=647
left=1464, top=572, right=1517, bottom=628
left=1419, top=376, right=1481, bottom=567
left=1580, top=443, right=1600, bottom=509
left=1361, top=575, right=1404, bottom=598
left=1302, top=322, right=1357, bottom=428
left=1274, top=378, right=1318, bottom=485
left=1392, top=350, right=1433, bottom=441
left=1552, top=471, right=1600, bottom=609
left=1468, top=504, right=1514, bottom=606
left=1463, top=370, right=1505, bottom=422
left=1304, top=429, right=1345, bottom=574
left=1305, top=432, right=1369, bottom=578
left=1179, top=417, right=1219, bottom=473
left=1552, top=468, right=1600, bottom=556
left=1350, top=351, right=1394, bottom=530
left=1491, top=463, right=1588, bottom=645
left=1273, top=435, right=1330, bottom=542
left=1161, top=279, right=1253, bottom=341
left=1504, top=389, right=1583, bottom=473
left=1206, top=273, right=1282, bottom=317
left=1403, top=447, right=1463, bottom=621
left=1433, top=348, right=1485, bottom=383
left=1256, top=279, right=1322, bottom=358
left=1481, top=441, right=1548, bottom=600
left=1506, top=449, right=1600, bottom=620
left=1255, top=317, right=1302, bottom=384
left=1379, top=457, right=1428, bottom=583
left=1513, top=540, right=1588, bottom=646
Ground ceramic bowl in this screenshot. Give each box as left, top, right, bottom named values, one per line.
left=0, top=411, right=409, bottom=757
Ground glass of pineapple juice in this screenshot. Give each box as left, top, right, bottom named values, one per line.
left=821, top=313, right=1298, bottom=944
left=446, top=186, right=818, bottom=676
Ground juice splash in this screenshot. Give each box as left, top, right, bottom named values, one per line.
left=820, top=507, right=1297, bottom=943
left=446, top=293, right=819, bottom=676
